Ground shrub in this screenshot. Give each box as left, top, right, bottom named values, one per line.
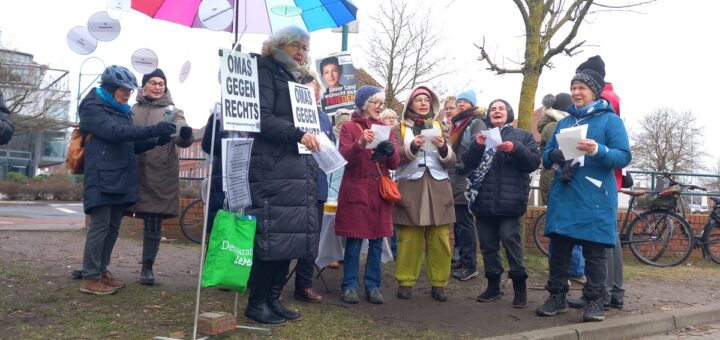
left=6, top=172, right=29, bottom=184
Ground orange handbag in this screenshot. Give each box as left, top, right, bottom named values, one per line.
left=376, top=163, right=401, bottom=203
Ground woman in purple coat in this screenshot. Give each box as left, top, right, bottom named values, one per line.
left=335, top=86, right=400, bottom=304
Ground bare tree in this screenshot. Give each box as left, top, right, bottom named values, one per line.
left=365, top=0, right=451, bottom=105
left=475, top=0, right=655, bottom=131
left=632, top=108, right=707, bottom=173
left=0, top=53, right=71, bottom=135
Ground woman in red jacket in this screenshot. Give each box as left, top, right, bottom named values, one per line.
left=335, top=85, right=400, bottom=304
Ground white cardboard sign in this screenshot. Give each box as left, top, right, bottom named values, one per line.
left=219, top=49, right=260, bottom=132
left=289, top=82, right=321, bottom=154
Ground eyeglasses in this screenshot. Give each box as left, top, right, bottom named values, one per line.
left=413, top=97, right=431, bottom=104
left=368, top=100, right=386, bottom=107
left=147, top=80, right=165, bottom=88
left=384, top=116, right=398, bottom=120
left=288, top=42, right=310, bottom=52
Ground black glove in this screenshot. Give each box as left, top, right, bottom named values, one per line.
left=155, top=134, right=171, bottom=146
left=371, top=140, right=394, bottom=162
left=377, top=140, right=395, bottom=156
left=559, top=162, right=581, bottom=185
left=150, top=121, right=176, bottom=137
left=179, top=126, right=192, bottom=139
left=548, top=149, right=566, bottom=167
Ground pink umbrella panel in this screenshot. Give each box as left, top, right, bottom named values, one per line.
left=131, top=0, right=358, bottom=34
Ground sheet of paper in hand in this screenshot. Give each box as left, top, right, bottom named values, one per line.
left=420, top=127, right=440, bottom=152
left=312, top=133, right=347, bottom=174
left=556, top=124, right=588, bottom=161
left=483, top=127, right=503, bottom=150
left=366, top=124, right=392, bottom=149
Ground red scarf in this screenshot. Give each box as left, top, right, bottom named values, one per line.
left=449, top=111, right=475, bottom=147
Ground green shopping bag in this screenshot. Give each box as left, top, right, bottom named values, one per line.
left=201, top=210, right=256, bottom=293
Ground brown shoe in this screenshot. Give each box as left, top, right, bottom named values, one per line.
left=294, top=287, right=323, bottom=303
left=101, top=271, right=125, bottom=289
left=80, top=279, right=118, bottom=295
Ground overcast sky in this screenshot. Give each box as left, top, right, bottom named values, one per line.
left=1, top=0, right=719, bottom=166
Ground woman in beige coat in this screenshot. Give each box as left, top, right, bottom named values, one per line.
left=393, top=86, right=456, bottom=302
left=128, top=69, right=194, bottom=285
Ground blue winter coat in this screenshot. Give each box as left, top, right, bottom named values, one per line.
left=542, top=99, right=631, bottom=247
left=78, top=88, right=157, bottom=213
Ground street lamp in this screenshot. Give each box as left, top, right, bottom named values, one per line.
left=75, top=56, right=105, bottom=123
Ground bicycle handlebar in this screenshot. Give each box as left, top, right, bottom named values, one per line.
left=660, top=173, right=707, bottom=191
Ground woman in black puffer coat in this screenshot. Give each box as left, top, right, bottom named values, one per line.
left=242, top=26, right=320, bottom=326
left=463, top=99, right=541, bottom=309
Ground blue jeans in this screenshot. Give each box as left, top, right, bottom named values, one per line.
left=342, top=237, right=383, bottom=293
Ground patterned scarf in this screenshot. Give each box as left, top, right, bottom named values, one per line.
left=464, top=123, right=514, bottom=211
left=404, top=109, right=434, bottom=136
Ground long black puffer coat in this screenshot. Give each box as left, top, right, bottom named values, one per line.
left=245, top=54, right=319, bottom=261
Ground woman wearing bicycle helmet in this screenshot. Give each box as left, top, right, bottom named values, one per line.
left=77, top=65, right=176, bottom=295
left=535, top=59, right=631, bottom=322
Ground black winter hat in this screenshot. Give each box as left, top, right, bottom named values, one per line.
left=576, top=55, right=606, bottom=78
left=572, top=69, right=605, bottom=98
left=141, top=68, right=167, bottom=91
left=485, top=99, right=515, bottom=125
left=552, top=93, right=572, bottom=111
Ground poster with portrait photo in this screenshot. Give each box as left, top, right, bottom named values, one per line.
left=315, top=52, right=357, bottom=115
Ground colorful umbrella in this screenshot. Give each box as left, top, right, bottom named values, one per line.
left=131, top=0, right=358, bottom=34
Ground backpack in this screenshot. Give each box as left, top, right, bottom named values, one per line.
left=65, top=126, right=91, bottom=175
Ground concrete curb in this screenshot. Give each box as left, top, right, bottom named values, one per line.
left=484, top=303, right=720, bottom=340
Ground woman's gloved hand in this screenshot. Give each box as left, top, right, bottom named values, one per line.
left=559, top=162, right=581, bottom=185
left=370, top=140, right=395, bottom=162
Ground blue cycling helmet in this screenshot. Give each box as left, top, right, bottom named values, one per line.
left=101, top=65, right=138, bottom=90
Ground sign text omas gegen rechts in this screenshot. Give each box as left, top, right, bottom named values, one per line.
left=220, top=49, right=260, bottom=132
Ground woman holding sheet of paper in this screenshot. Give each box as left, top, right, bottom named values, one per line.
left=535, top=65, right=631, bottom=322
left=463, top=99, right=540, bottom=308
left=391, top=86, right=455, bottom=302
left=335, top=85, right=400, bottom=304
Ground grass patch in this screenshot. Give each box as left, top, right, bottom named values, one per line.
left=623, top=255, right=720, bottom=281
left=0, top=259, right=449, bottom=339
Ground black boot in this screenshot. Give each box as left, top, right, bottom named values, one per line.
left=477, top=275, right=502, bottom=302
left=268, top=283, right=300, bottom=321
left=511, top=277, right=528, bottom=308
left=140, top=259, right=155, bottom=285
left=244, top=297, right=287, bottom=326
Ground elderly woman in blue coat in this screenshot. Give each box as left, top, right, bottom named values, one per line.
left=535, top=65, right=631, bottom=322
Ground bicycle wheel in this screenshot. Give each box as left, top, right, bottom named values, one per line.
left=626, top=210, right=693, bottom=267
left=179, top=198, right=205, bottom=244
left=533, top=212, right=549, bottom=257
left=702, top=220, right=720, bottom=265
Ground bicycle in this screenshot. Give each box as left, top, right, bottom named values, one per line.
left=533, top=188, right=647, bottom=258
left=532, top=173, right=711, bottom=267
left=622, top=174, right=707, bottom=267
left=179, top=178, right=208, bottom=244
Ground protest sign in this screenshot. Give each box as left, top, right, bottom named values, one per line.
left=316, top=52, right=357, bottom=115
left=221, top=138, right=253, bottom=212
left=219, top=48, right=260, bottom=132
left=289, top=82, right=322, bottom=154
